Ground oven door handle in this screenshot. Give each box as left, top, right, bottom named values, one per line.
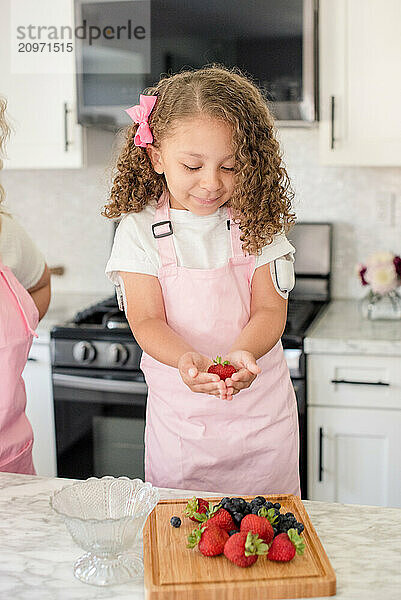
left=53, top=373, right=147, bottom=395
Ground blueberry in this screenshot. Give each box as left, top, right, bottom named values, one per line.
left=285, top=512, right=294, bottom=518
left=296, top=523, right=305, bottom=533
left=221, top=497, right=230, bottom=505
left=266, top=501, right=274, bottom=509
left=228, top=529, right=238, bottom=536
left=170, top=516, right=181, bottom=528
left=255, top=496, right=266, bottom=503
left=273, top=503, right=281, bottom=510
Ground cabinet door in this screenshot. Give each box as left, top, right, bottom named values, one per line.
left=319, top=0, right=401, bottom=165
left=308, top=406, right=401, bottom=507
left=23, top=343, right=57, bottom=477
left=0, top=0, right=83, bottom=169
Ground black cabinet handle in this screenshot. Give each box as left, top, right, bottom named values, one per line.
left=331, top=379, right=389, bottom=387
left=64, top=102, right=71, bottom=152
left=319, top=427, right=323, bottom=482
left=330, top=95, right=335, bottom=149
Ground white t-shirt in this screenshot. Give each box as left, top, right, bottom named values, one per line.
left=106, top=203, right=296, bottom=309
left=0, top=213, right=45, bottom=290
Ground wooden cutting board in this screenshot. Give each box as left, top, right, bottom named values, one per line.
left=143, top=494, right=336, bottom=600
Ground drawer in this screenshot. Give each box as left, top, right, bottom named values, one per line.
left=307, top=354, right=401, bottom=409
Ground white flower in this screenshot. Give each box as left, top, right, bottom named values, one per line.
left=366, top=264, right=398, bottom=295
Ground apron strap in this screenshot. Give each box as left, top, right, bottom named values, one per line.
left=0, top=259, right=38, bottom=338
left=152, top=190, right=177, bottom=269
left=152, top=194, right=248, bottom=268
left=227, top=207, right=247, bottom=258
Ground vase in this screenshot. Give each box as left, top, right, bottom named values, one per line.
left=360, top=289, right=401, bottom=320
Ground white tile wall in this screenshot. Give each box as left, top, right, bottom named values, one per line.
left=1, top=127, right=400, bottom=299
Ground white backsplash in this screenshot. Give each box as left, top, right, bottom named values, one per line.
left=1, top=127, right=400, bottom=299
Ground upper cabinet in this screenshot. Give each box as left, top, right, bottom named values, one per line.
left=319, top=0, right=401, bottom=166
left=0, top=0, right=83, bottom=169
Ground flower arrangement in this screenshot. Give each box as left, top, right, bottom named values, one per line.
left=358, top=252, right=401, bottom=295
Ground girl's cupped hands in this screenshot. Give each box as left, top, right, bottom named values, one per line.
left=178, top=351, right=227, bottom=398
left=178, top=350, right=261, bottom=401
left=222, top=350, right=261, bottom=400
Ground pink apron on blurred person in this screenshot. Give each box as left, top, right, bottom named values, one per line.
left=0, top=257, right=38, bottom=474
left=140, top=191, right=300, bottom=496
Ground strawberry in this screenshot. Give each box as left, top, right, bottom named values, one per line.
left=224, top=531, right=268, bottom=567
left=207, top=356, right=237, bottom=381
left=187, top=524, right=229, bottom=556
left=267, top=528, right=305, bottom=562
left=183, top=496, right=210, bottom=522
left=240, top=514, right=274, bottom=544
left=206, top=506, right=235, bottom=532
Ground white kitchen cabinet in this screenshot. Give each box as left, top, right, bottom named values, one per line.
left=23, top=341, right=57, bottom=477
left=307, top=353, right=401, bottom=507
left=308, top=406, right=401, bottom=507
left=0, top=0, right=83, bottom=169
left=319, top=0, right=401, bottom=165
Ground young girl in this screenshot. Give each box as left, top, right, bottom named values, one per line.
left=0, top=96, right=51, bottom=474
left=104, top=65, right=300, bottom=496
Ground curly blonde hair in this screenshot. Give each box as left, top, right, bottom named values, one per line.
left=0, top=96, right=11, bottom=212
left=102, top=65, right=296, bottom=254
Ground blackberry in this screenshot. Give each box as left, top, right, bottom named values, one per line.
left=232, top=511, right=243, bottom=526
left=285, top=512, right=295, bottom=519
left=170, top=516, right=181, bottom=528
left=251, top=507, right=260, bottom=514
left=296, top=523, right=305, bottom=534
left=273, top=502, right=281, bottom=510
left=254, top=496, right=266, bottom=503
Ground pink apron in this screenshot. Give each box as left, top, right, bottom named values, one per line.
left=140, top=191, right=300, bottom=496
left=0, top=256, right=38, bottom=474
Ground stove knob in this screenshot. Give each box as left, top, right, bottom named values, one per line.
left=109, top=343, right=129, bottom=366
left=72, top=341, right=96, bottom=364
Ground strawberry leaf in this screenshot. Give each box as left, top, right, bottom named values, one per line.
left=183, top=496, right=199, bottom=518
left=193, top=511, right=208, bottom=523
left=244, top=531, right=268, bottom=556
left=258, top=506, right=278, bottom=525
left=186, top=524, right=205, bottom=548
left=287, top=528, right=305, bottom=555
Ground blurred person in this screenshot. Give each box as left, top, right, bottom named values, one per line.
left=0, top=96, right=51, bottom=474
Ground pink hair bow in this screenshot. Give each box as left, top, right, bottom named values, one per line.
left=125, top=94, right=158, bottom=147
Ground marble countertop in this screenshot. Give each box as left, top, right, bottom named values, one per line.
left=1, top=473, right=400, bottom=600
left=304, top=300, right=401, bottom=356
left=35, top=291, right=109, bottom=343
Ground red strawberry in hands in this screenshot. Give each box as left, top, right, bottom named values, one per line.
left=207, top=356, right=237, bottom=381
left=183, top=496, right=210, bottom=522
left=187, top=524, right=229, bottom=556
left=224, top=531, right=268, bottom=567
left=267, top=528, right=305, bottom=562
left=240, top=514, right=274, bottom=544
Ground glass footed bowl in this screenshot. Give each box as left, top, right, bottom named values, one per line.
left=50, top=476, right=159, bottom=586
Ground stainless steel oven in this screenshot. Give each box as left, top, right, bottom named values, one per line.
left=52, top=330, right=147, bottom=480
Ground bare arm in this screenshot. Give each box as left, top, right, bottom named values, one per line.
left=119, top=271, right=197, bottom=368
left=218, top=263, right=288, bottom=400
left=27, top=264, right=51, bottom=321
left=227, top=262, right=287, bottom=358
left=119, top=271, right=226, bottom=397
